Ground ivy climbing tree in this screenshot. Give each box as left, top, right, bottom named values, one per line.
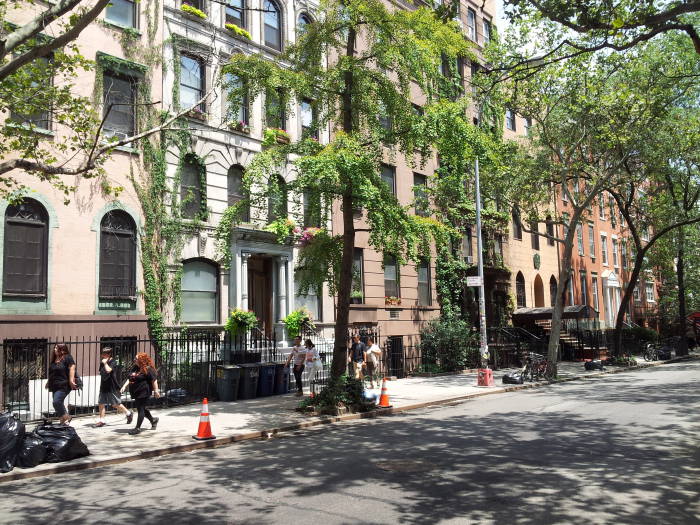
left=218, top=0, right=475, bottom=380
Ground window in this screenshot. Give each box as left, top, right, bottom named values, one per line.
left=633, top=285, right=641, bottom=303
left=591, top=275, right=599, bottom=312
left=515, top=272, right=526, bottom=308
left=621, top=242, right=628, bottom=269
left=11, top=56, right=51, bottom=130
left=601, top=234, right=608, bottom=265
left=417, top=259, right=431, bottom=306
left=579, top=272, right=588, bottom=305
left=105, top=0, right=136, bottom=27
left=612, top=238, right=619, bottom=267
left=2, top=199, right=48, bottom=297
left=183, top=0, right=203, bottom=9
left=645, top=282, right=655, bottom=303
left=227, top=165, right=250, bottom=221
left=562, top=213, right=570, bottom=239
left=180, top=54, right=204, bottom=111
left=531, top=221, right=540, bottom=250
left=641, top=226, right=649, bottom=242
left=300, top=99, right=317, bottom=139
left=224, top=73, right=248, bottom=124
left=463, top=227, right=473, bottom=257
left=525, top=117, right=532, bottom=135
left=470, top=62, right=479, bottom=97
left=297, top=13, right=312, bottom=34
left=576, top=223, right=584, bottom=255
left=567, top=274, right=575, bottom=306
left=505, top=108, right=515, bottom=131
left=303, top=190, right=321, bottom=228
left=264, top=0, right=282, bottom=50
left=384, top=254, right=400, bottom=298
left=353, top=248, right=364, bottom=297
left=265, top=88, right=285, bottom=129
left=181, top=260, right=219, bottom=324
left=466, top=8, right=476, bottom=41
left=381, top=165, right=396, bottom=195
left=267, top=174, right=287, bottom=222
left=599, top=193, right=605, bottom=219
left=512, top=210, right=522, bottom=240
left=413, top=173, right=429, bottom=217
left=546, top=216, right=555, bottom=246
left=103, top=72, right=136, bottom=140
left=99, top=210, right=137, bottom=299
left=378, top=101, right=392, bottom=133
left=588, top=224, right=595, bottom=259
left=482, top=19, right=492, bottom=43
left=561, top=184, right=568, bottom=203
left=549, top=276, right=557, bottom=306
left=295, top=281, right=320, bottom=321
left=181, top=155, right=203, bottom=219
left=226, top=0, right=245, bottom=28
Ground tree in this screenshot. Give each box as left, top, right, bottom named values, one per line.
left=217, top=0, right=472, bottom=380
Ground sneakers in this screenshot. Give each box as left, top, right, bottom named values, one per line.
left=150, top=417, right=159, bottom=430
left=95, top=421, right=106, bottom=428
left=126, top=411, right=133, bottom=425
left=128, top=428, right=143, bottom=435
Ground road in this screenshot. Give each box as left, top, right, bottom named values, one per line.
left=1, top=361, right=699, bottom=525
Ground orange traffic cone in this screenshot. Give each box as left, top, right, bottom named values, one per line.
left=192, top=398, right=216, bottom=441
left=378, top=377, right=392, bottom=408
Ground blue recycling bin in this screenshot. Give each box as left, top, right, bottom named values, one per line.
left=257, top=363, right=277, bottom=397
left=274, top=363, right=290, bottom=395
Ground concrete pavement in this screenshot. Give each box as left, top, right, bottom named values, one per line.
left=0, top=354, right=696, bottom=483
left=1, top=360, right=698, bottom=524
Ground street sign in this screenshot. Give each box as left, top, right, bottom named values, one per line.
left=466, top=276, right=482, bottom=287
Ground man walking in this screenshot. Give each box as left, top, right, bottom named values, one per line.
left=348, top=335, right=366, bottom=381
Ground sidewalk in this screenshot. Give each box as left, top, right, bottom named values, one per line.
left=1, top=353, right=697, bottom=483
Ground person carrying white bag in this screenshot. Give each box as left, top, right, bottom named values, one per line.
left=304, top=339, right=323, bottom=379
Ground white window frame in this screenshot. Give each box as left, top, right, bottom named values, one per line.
left=645, top=282, right=655, bottom=303
left=588, top=223, right=595, bottom=259
left=612, top=237, right=619, bottom=268
left=600, top=234, right=608, bottom=266
left=591, top=275, right=599, bottom=312
left=576, top=223, right=584, bottom=255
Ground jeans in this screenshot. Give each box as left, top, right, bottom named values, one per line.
left=134, top=397, right=154, bottom=429
left=293, top=364, right=305, bottom=392
left=52, top=389, right=69, bottom=417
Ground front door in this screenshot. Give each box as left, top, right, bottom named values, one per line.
left=248, top=256, right=273, bottom=336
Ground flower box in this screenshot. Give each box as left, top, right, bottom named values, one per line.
left=385, top=296, right=401, bottom=306
left=228, top=121, right=250, bottom=134
left=275, top=133, right=291, bottom=144
left=187, top=108, right=207, bottom=121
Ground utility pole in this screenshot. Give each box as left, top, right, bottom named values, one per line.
left=474, top=156, right=489, bottom=369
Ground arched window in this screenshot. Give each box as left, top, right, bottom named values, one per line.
left=268, top=174, right=287, bottom=222
left=3, top=199, right=48, bottom=297
left=227, top=165, right=250, bottom=221
left=264, top=0, right=282, bottom=50
left=549, top=275, right=557, bottom=306
left=181, top=259, right=219, bottom=324
left=515, top=272, right=526, bottom=308
left=297, top=13, right=312, bottom=34
left=181, top=154, right=203, bottom=220
left=99, top=210, right=137, bottom=299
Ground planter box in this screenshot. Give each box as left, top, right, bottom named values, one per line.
left=187, top=109, right=207, bottom=121
left=385, top=298, right=402, bottom=306
left=350, top=297, right=363, bottom=304
left=275, top=134, right=291, bottom=144
left=228, top=122, right=250, bottom=134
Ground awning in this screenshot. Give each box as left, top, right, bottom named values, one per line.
left=512, top=304, right=599, bottom=321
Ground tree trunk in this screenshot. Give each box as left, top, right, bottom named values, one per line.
left=613, top=256, right=645, bottom=356
left=548, top=247, right=572, bottom=375
left=676, top=228, right=689, bottom=356
left=330, top=24, right=357, bottom=380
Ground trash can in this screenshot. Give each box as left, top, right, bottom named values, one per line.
left=257, top=363, right=277, bottom=397
left=274, top=364, right=289, bottom=395
left=216, top=365, right=241, bottom=402
left=238, top=363, right=260, bottom=400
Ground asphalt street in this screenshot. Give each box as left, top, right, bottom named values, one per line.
left=1, top=361, right=699, bottom=525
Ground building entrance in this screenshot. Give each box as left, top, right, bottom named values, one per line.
left=247, top=255, right=273, bottom=336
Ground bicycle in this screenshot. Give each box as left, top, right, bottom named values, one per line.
left=522, top=352, right=555, bottom=381
left=643, top=342, right=659, bottom=362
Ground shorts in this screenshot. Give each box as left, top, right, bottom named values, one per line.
left=366, top=361, right=376, bottom=375
left=98, top=391, right=122, bottom=406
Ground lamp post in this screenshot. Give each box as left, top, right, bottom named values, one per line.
left=474, top=156, right=489, bottom=369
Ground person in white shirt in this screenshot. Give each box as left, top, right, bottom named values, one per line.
left=364, top=337, right=382, bottom=388
left=285, top=336, right=306, bottom=396
left=304, top=339, right=322, bottom=379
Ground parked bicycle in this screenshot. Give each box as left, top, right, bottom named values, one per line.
left=643, top=339, right=675, bottom=361
left=522, top=352, right=555, bottom=381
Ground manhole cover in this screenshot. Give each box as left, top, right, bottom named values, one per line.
left=374, top=460, right=435, bottom=473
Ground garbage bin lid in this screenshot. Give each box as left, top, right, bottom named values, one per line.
left=221, top=365, right=241, bottom=369
left=239, top=363, right=260, bottom=368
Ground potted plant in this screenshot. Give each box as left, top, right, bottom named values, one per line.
left=385, top=296, right=401, bottom=306
left=263, top=127, right=291, bottom=146
left=180, top=3, right=207, bottom=19
left=224, top=308, right=258, bottom=336
left=186, top=106, right=207, bottom=121
left=228, top=120, right=250, bottom=133
left=264, top=217, right=299, bottom=243
left=350, top=290, right=364, bottom=304
left=298, top=227, right=323, bottom=247
left=224, top=23, right=252, bottom=40
left=283, top=308, right=316, bottom=338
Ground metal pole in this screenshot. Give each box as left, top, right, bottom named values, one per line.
left=474, top=156, right=489, bottom=368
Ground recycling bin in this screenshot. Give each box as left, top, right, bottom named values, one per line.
left=237, top=363, right=260, bottom=400
left=256, top=363, right=277, bottom=397
left=274, top=363, right=290, bottom=395
left=216, top=365, right=241, bottom=402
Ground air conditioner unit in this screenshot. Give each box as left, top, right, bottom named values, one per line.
left=463, top=255, right=474, bottom=264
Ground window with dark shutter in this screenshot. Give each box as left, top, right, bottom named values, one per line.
left=384, top=254, right=400, bottom=298
left=99, top=210, right=136, bottom=299
left=181, top=155, right=203, bottom=219
left=227, top=165, right=250, bottom=221
left=2, top=199, right=48, bottom=297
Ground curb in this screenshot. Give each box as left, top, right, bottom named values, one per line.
left=1, top=354, right=696, bottom=483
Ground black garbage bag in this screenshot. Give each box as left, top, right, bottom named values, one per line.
left=502, top=372, right=524, bottom=384
left=34, top=423, right=89, bottom=463
left=16, top=433, right=47, bottom=469
left=584, top=360, right=605, bottom=371
left=0, top=412, right=26, bottom=473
